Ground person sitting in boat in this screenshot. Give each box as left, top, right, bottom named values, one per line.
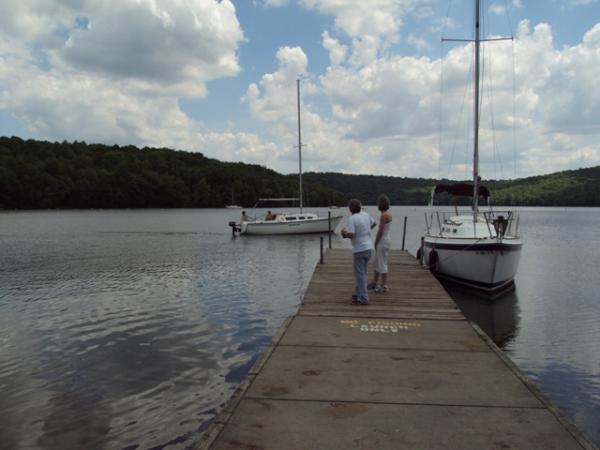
left=265, top=210, right=276, bottom=221
left=241, top=211, right=254, bottom=223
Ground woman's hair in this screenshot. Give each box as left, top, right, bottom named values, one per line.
left=377, top=194, right=390, bottom=211
left=348, top=198, right=362, bottom=214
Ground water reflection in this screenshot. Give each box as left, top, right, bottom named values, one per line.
left=0, top=210, right=320, bottom=450
left=444, top=285, right=521, bottom=349
left=525, top=361, right=600, bottom=446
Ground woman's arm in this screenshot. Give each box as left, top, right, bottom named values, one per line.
left=374, top=213, right=384, bottom=248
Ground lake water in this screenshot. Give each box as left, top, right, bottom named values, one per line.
left=1, top=207, right=599, bottom=449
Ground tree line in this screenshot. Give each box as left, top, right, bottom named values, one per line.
left=1, top=136, right=599, bottom=209
left=303, top=168, right=600, bottom=207
left=0, top=137, right=344, bottom=209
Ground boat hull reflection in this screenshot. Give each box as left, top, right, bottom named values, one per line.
left=444, top=284, right=520, bottom=349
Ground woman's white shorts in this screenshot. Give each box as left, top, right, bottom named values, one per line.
left=374, top=243, right=390, bottom=274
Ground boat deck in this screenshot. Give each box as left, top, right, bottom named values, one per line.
left=196, top=249, right=596, bottom=450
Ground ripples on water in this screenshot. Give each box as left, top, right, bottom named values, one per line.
left=1, top=207, right=599, bottom=449
left=446, top=208, right=600, bottom=446
left=0, top=210, right=319, bottom=450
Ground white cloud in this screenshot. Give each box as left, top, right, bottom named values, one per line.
left=540, top=23, right=600, bottom=134
left=322, top=31, right=348, bottom=66
left=407, top=34, right=432, bottom=51
left=300, top=0, right=431, bottom=41
left=2, top=0, right=600, bottom=180
left=490, top=0, right=523, bottom=15
left=569, top=0, right=598, bottom=5
left=242, top=46, right=310, bottom=122
left=261, top=0, right=290, bottom=6
left=65, top=1, right=242, bottom=97
left=490, top=3, right=507, bottom=15
left=197, top=132, right=280, bottom=165
left=242, top=17, right=600, bottom=179
left=0, top=0, right=250, bottom=159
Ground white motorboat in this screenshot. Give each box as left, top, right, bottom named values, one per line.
left=418, top=0, right=522, bottom=294
left=229, top=80, right=343, bottom=236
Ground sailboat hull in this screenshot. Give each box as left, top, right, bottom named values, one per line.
left=242, top=215, right=343, bottom=235
left=422, top=237, right=522, bottom=293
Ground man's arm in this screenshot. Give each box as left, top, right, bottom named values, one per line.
left=341, top=229, right=355, bottom=239
left=341, top=216, right=355, bottom=239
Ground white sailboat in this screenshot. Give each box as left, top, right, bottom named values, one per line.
left=230, top=79, right=343, bottom=236
left=419, top=0, right=522, bottom=294
left=225, top=186, right=242, bottom=209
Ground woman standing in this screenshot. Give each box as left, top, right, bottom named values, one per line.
left=369, top=194, right=392, bottom=293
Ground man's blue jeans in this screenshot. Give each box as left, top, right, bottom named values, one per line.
left=353, top=250, right=371, bottom=304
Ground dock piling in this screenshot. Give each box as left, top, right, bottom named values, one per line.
left=319, top=237, right=324, bottom=264
left=328, top=211, right=331, bottom=248
left=401, top=215, right=407, bottom=250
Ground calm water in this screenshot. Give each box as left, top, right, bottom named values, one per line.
left=0, top=207, right=599, bottom=449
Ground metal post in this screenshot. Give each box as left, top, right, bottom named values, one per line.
left=401, top=216, right=407, bottom=251
left=328, top=211, right=332, bottom=248
left=320, top=237, right=324, bottom=264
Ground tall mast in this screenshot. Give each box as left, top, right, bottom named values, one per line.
left=297, top=79, right=303, bottom=213
left=472, top=0, right=481, bottom=221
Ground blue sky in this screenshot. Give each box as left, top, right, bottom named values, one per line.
left=1, top=0, right=600, bottom=179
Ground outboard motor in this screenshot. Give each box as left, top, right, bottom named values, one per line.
left=228, top=221, right=241, bottom=236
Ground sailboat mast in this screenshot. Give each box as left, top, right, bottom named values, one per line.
left=472, top=0, right=481, bottom=220
left=297, top=79, right=303, bottom=213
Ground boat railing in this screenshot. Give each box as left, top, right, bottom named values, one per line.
left=427, top=208, right=519, bottom=238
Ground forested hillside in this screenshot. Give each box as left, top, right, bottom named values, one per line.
left=0, top=137, right=343, bottom=209
left=490, top=167, right=600, bottom=206
left=303, top=168, right=600, bottom=207
left=1, top=136, right=599, bottom=209
left=301, top=172, right=437, bottom=206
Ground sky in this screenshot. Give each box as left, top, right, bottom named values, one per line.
left=1, top=0, right=600, bottom=180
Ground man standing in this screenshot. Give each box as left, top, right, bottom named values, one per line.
left=341, top=199, right=376, bottom=305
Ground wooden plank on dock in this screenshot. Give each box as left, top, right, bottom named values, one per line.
left=196, top=250, right=597, bottom=450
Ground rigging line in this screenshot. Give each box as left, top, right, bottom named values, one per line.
left=438, top=38, right=444, bottom=182
left=480, top=8, right=496, bottom=183
left=503, top=0, right=515, bottom=37
left=449, top=29, right=477, bottom=179
left=439, top=0, right=454, bottom=182
left=487, top=44, right=505, bottom=184
left=446, top=53, right=473, bottom=181
left=511, top=38, right=517, bottom=178
left=479, top=0, right=491, bottom=181
left=442, top=0, right=454, bottom=38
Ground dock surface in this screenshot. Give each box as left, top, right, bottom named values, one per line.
left=197, top=249, right=596, bottom=450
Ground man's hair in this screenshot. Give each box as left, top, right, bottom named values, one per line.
left=377, top=194, right=390, bottom=211
left=348, top=198, right=362, bottom=214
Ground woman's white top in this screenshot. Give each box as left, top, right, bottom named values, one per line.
left=379, top=220, right=391, bottom=247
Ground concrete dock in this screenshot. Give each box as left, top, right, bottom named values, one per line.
left=197, top=249, right=597, bottom=449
